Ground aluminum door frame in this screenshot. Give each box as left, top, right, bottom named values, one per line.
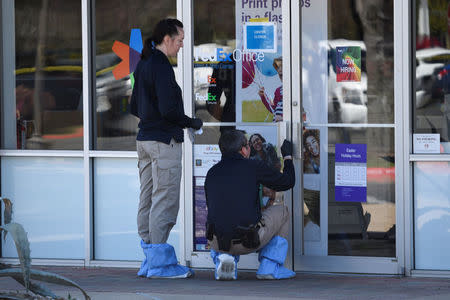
left=291, top=0, right=407, bottom=275
left=184, top=0, right=294, bottom=270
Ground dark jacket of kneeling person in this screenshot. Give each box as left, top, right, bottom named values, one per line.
left=205, top=132, right=295, bottom=251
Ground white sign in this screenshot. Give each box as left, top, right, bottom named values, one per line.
left=413, top=134, right=440, bottom=154
left=244, top=22, right=277, bottom=53
left=335, top=165, right=367, bottom=187
left=193, top=145, right=221, bottom=179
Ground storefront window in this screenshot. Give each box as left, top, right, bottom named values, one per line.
left=194, top=0, right=284, bottom=125
left=12, top=0, right=83, bottom=150
left=327, top=128, right=395, bottom=257
left=93, top=158, right=182, bottom=260
left=193, top=0, right=236, bottom=127
left=94, top=0, right=176, bottom=150
left=301, top=0, right=395, bottom=257
left=414, top=161, right=450, bottom=269
left=193, top=0, right=285, bottom=251
left=414, top=0, right=450, bottom=154
left=1, top=157, right=84, bottom=259
left=413, top=0, right=450, bottom=271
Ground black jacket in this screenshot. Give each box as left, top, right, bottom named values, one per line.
left=130, top=49, right=193, bottom=144
left=205, top=152, right=295, bottom=241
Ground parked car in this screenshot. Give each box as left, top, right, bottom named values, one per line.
left=415, top=47, right=450, bottom=108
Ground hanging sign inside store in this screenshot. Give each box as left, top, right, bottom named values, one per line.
left=335, top=144, right=367, bottom=202
left=193, top=145, right=221, bottom=251
left=413, top=134, right=441, bottom=153
left=244, top=22, right=277, bottom=52
left=336, top=46, right=361, bottom=82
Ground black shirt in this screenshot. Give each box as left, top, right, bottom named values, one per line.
left=205, top=152, right=295, bottom=241
left=130, top=49, right=192, bottom=144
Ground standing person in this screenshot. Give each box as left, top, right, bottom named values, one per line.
left=205, top=130, right=296, bottom=280
left=130, top=19, right=202, bottom=279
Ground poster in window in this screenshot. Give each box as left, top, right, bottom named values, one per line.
left=336, top=46, right=361, bottom=82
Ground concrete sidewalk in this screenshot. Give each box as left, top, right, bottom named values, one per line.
left=0, top=266, right=449, bottom=299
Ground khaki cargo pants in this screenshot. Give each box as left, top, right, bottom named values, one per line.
left=136, top=139, right=182, bottom=244
left=209, top=203, right=290, bottom=256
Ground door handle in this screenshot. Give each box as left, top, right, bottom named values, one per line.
left=277, top=121, right=288, bottom=151
left=292, top=122, right=302, bottom=160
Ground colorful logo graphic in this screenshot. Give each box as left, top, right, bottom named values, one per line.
left=336, top=46, right=361, bottom=82
left=207, top=76, right=217, bottom=84
left=195, top=93, right=217, bottom=103
left=112, top=29, right=143, bottom=85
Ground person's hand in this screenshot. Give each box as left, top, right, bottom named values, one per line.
left=190, top=118, right=203, bottom=130
left=258, top=87, right=265, bottom=98
left=281, top=139, right=293, bottom=157
left=262, top=187, right=276, bottom=200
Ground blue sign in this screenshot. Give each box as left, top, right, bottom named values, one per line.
left=244, top=22, right=276, bottom=52
left=335, top=144, right=367, bottom=202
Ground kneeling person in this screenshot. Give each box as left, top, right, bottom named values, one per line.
left=205, top=129, right=296, bottom=280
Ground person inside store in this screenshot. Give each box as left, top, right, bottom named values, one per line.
left=205, top=58, right=236, bottom=133
left=205, top=58, right=236, bottom=124
left=205, top=129, right=296, bottom=280
left=249, top=133, right=281, bottom=208
left=130, top=18, right=203, bottom=279
left=303, top=129, right=320, bottom=174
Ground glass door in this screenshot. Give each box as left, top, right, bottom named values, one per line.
left=187, top=0, right=291, bottom=269
left=293, top=0, right=402, bottom=274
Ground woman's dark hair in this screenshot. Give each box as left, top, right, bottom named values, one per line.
left=249, top=133, right=266, bottom=156
left=219, top=130, right=248, bottom=155
left=141, top=18, right=183, bottom=59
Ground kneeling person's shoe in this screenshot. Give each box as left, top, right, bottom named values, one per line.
left=256, top=236, right=295, bottom=280
left=210, top=250, right=239, bottom=280
left=216, top=254, right=237, bottom=280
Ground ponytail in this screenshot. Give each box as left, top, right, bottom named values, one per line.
left=141, top=38, right=155, bottom=59
left=141, top=18, right=183, bottom=59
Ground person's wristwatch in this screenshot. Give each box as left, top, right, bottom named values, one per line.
left=283, top=155, right=293, bottom=160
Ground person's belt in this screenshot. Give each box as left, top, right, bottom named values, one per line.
left=233, top=220, right=264, bottom=248
left=207, top=220, right=264, bottom=250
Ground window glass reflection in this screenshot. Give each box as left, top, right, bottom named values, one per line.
left=414, top=161, right=450, bottom=269
left=302, top=1, right=394, bottom=126
left=94, top=0, right=176, bottom=150
left=194, top=0, right=236, bottom=124
left=327, top=127, right=395, bottom=257
left=194, top=0, right=284, bottom=124
left=15, top=0, right=83, bottom=150
left=414, top=0, right=450, bottom=153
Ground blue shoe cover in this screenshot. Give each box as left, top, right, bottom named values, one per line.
left=141, top=242, right=193, bottom=278
left=210, top=249, right=239, bottom=280
left=137, top=240, right=149, bottom=277
left=256, top=236, right=295, bottom=280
